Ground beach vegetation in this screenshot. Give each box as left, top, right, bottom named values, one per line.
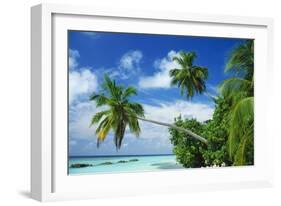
left=169, top=41, right=254, bottom=167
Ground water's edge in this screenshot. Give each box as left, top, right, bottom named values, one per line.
left=68, top=154, right=184, bottom=175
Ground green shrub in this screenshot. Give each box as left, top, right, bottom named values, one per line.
left=169, top=97, right=233, bottom=168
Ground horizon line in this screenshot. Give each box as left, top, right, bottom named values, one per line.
left=69, top=153, right=174, bottom=158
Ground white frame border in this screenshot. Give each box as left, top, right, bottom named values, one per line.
left=31, top=3, right=274, bottom=202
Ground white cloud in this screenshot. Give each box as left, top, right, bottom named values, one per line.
left=96, top=50, right=143, bottom=80
left=120, top=50, right=142, bottom=70
left=69, top=68, right=98, bottom=105
left=118, top=50, right=143, bottom=79
left=69, top=101, right=103, bottom=140
left=69, top=49, right=80, bottom=70
left=69, top=46, right=98, bottom=106
left=143, top=100, right=213, bottom=123
left=139, top=50, right=180, bottom=89
left=68, top=49, right=100, bottom=142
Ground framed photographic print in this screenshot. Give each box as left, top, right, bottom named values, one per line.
left=31, top=3, right=274, bottom=201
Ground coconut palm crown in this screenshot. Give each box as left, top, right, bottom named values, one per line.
left=90, top=74, right=144, bottom=149
left=169, top=51, right=208, bottom=99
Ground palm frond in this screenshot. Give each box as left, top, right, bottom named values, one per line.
left=169, top=68, right=180, bottom=78
left=102, top=74, right=123, bottom=100
left=233, top=126, right=253, bottom=165
left=182, top=51, right=196, bottom=67
left=126, top=102, right=144, bottom=117
left=219, top=77, right=252, bottom=100
left=228, top=97, right=254, bottom=161
left=95, top=116, right=113, bottom=147
left=122, top=86, right=137, bottom=99
left=90, top=110, right=111, bottom=126
left=90, top=93, right=110, bottom=107
left=172, top=56, right=185, bottom=66
left=225, top=40, right=254, bottom=80
left=192, top=66, right=208, bottom=79
left=127, top=115, right=141, bottom=137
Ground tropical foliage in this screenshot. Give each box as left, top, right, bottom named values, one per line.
left=220, top=40, right=254, bottom=165
left=169, top=117, right=206, bottom=168
left=170, top=41, right=254, bottom=167
left=169, top=97, right=233, bottom=167
left=90, top=75, right=144, bottom=149
left=169, top=51, right=208, bottom=99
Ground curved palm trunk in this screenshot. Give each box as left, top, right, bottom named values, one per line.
left=136, top=116, right=208, bottom=144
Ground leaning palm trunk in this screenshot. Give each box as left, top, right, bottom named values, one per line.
left=204, top=91, right=217, bottom=100
left=136, top=116, right=208, bottom=144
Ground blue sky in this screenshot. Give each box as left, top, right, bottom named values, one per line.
left=68, top=30, right=246, bottom=156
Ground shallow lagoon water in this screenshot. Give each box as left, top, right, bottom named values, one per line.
left=68, top=155, right=184, bottom=175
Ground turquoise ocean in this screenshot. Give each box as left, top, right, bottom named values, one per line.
left=68, top=154, right=184, bottom=175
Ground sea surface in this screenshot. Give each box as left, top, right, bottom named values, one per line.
left=68, top=154, right=184, bottom=175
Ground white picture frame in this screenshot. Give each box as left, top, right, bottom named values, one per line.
left=31, top=3, right=274, bottom=202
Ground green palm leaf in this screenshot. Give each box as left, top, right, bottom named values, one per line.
left=227, top=97, right=254, bottom=165
left=90, top=74, right=144, bottom=149
left=170, top=51, right=208, bottom=98
left=122, top=86, right=137, bottom=99
left=220, top=77, right=252, bottom=105
left=90, top=109, right=111, bottom=126
left=226, top=40, right=254, bottom=80
left=222, top=40, right=254, bottom=165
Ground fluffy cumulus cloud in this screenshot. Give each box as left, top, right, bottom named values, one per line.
left=119, top=50, right=142, bottom=70
left=117, top=50, right=143, bottom=79
left=69, top=69, right=98, bottom=105
left=68, top=49, right=98, bottom=105
left=139, top=50, right=180, bottom=89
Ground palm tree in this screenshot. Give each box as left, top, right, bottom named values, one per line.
left=90, top=75, right=144, bottom=149
left=225, top=40, right=254, bottom=81
left=169, top=51, right=209, bottom=99
left=90, top=75, right=208, bottom=149
left=220, top=40, right=254, bottom=165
